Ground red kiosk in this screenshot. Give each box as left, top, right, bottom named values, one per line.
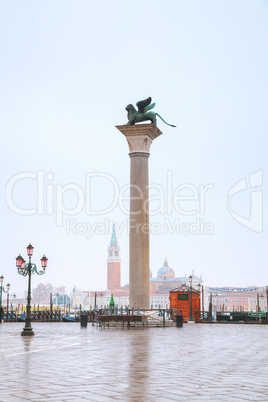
left=170, top=283, right=201, bottom=322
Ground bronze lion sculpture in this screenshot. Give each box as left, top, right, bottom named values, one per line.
left=125, top=97, right=176, bottom=127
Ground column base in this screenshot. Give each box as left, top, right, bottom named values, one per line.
left=21, top=327, right=34, bottom=336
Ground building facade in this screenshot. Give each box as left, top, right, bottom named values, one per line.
left=204, top=287, right=267, bottom=314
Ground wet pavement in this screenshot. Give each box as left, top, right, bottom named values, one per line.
left=0, top=322, right=268, bottom=401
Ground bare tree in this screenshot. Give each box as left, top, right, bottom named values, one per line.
left=32, top=283, right=54, bottom=304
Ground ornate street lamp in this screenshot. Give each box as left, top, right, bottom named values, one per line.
left=189, top=275, right=194, bottom=322
left=0, top=276, right=10, bottom=307
left=16, top=244, right=48, bottom=336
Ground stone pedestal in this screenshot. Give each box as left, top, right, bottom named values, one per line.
left=116, top=124, right=162, bottom=309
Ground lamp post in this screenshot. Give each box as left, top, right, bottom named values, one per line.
left=50, top=292, right=59, bottom=311
left=6, top=289, right=11, bottom=320
left=188, top=275, right=194, bottom=322
left=0, top=277, right=10, bottom=322
left=257, top=293, right=264, bottom=312
left=9, top=293, right=16, bottom=319
left=197, top=283, right=201, bottom=319
left=94, top=292, right=103, bottom=309
left=16, top=243, right=48, bottom=336
left=0, top=276, right=10, bottom=307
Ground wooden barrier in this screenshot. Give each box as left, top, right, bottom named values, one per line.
left=97, top=314, right=147, bottom=328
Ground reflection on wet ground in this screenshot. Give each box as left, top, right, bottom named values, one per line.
left=0, top=322, right=268, bottom=401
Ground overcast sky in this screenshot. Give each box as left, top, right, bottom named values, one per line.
left=1, top=0, right=267, bottom=296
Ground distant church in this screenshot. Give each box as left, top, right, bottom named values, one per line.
left=149, top=258, right=183, bottom=293
left=107, top=225, right=121, bottom=290
left=106, top=225, right=202, bottom=308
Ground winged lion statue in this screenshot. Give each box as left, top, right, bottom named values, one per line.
left=125, top=97, right=176, bottom=127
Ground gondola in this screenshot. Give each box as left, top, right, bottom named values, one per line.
left=62, top=316, right=76, bottom=322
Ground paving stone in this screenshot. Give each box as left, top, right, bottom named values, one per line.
left=0, top=323, right=268, bottom=400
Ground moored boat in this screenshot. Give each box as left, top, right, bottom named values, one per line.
left=62, top=316, right=76, bottom=322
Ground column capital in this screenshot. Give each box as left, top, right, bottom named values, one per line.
left=116, top=124, right=162, bottom=155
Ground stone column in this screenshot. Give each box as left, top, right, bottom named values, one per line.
left=116, top=124, right=162, bottom=309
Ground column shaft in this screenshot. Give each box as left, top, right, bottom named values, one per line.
left=129, top=153, right=149, bottom=308
left=116, top=124, right=162, bottom=310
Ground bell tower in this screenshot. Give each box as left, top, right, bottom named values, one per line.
left=107, top=224, right=121, bottom=290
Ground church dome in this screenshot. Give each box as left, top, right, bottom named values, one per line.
left=157, top=258, right=175, bottom=280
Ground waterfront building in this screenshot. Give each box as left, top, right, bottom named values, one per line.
left=205, top=287, right=267, bottom=313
